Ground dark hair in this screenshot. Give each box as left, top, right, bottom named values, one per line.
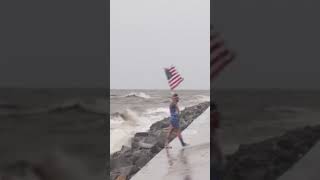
left=172, top=93, right=178, bottom=97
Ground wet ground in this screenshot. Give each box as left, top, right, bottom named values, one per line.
left=278, top=140, right=320, bottom=180
left=131, top=108, right=210, bottom=180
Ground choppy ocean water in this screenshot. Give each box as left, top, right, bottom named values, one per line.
left=110, top=89, right=210, bottom=153
left=2, top=88, right=318, bottom=174
left=214, top=89, right=320, bottom=154
left=0, top=88, right=107, bottom=174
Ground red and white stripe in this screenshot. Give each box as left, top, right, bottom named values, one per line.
left=211, top=31, right=235, bottom=80
left=168, top=67, right=184, bottom=90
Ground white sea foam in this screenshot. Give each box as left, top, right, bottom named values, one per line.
left=124, top=92, right=151, bottom=99
left=110, top=91, right=210, bottom=154
left=110, top=107, right=173, bottom=154
left=194, top=95, right=210, bottom=102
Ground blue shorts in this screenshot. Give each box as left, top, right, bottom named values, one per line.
left=170, top=115, right=179, bottom=129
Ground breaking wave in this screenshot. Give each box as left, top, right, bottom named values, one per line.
left=193, top=95, right=210, bottom=102
left=110, top=106, right=171, bottom=153
left=111, top=109, right=139, bottom=125
left=49, top=100, right=106, bottom=115
left=0, top=99, right=106, bottom=117
left=124, top=92, right=151, bottom=99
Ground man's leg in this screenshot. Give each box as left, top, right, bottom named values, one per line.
left=165, top=125, right=174, bottom=148
left=177, top=129, right=187, bottom=146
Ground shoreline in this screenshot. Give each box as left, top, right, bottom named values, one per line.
left=222, top=125, right=320, bottom=180
left=110, top=102, right=210, bottom=180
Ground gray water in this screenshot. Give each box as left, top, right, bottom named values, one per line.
left=2, top=88, right=316, bottom=173
left=0, top=88, right=107, bottom=174
left=214, top=89, right=320, bottom=154
left=110, top=89, right=210, bottom=153
left=110, top=90, right=210, bottom=114
left=0, top=88, right=210, bottom=170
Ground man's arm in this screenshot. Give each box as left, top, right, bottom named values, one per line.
left=176, top=104, right=180, bottom=115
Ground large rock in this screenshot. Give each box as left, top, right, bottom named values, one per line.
left=149, top=118, right=170, bottom=132
left=110, top=102, right=209, bottom=180
left=222, top=125, right=320, bottom=180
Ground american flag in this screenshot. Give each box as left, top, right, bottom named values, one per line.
left=164, top=66, right=184, bottom=90
left=211, top=30, right=235, bottom=80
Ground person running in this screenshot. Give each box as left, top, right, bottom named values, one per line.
left=165, top=93, right=187, bottom=148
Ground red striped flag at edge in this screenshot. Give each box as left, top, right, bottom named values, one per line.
left=164, top=66, right=184, bottom=90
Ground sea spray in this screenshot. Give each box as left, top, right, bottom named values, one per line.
left=110, top=90, right=209, bottom=154
left=124, top=92, right=151, bottom=99
left=110, top=102, right=210, bottom=180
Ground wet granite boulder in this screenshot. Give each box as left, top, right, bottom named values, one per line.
left=110, top=102, right=209, bottom=180
left=149, top=118, right=170, bottom=132
left=223, top=125, right=320, bottom=180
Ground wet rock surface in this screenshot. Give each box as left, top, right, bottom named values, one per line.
left=222, top=125, right=320, bottom=180
left=110, top=102, right=209, bottom=180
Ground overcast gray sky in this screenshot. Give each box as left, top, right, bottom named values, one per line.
left=1, top=1, right=106, bottom=88
left=111, top=0, right=210, bottom=90
left=213, top=0, right=320, bottom=89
